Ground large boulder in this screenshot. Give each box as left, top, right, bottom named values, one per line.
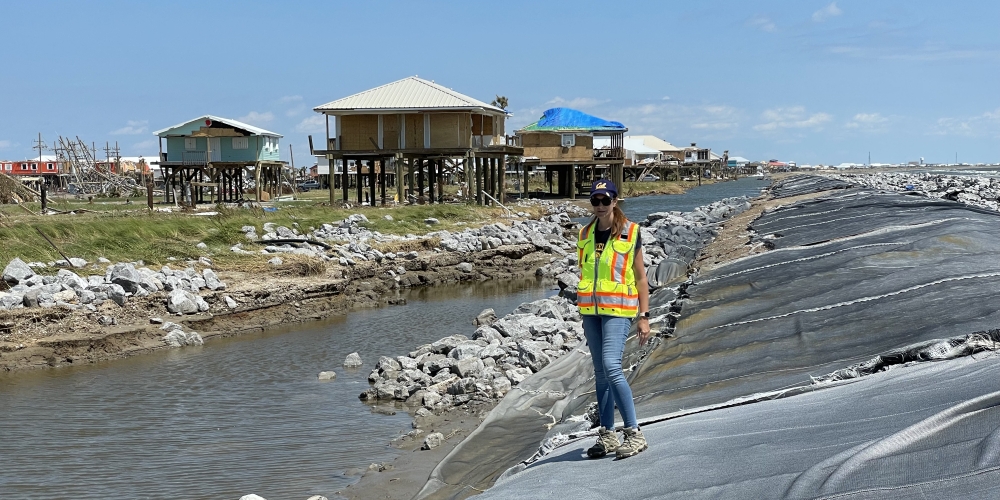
left=109, top=263, right=144, bottom=294
left=3, top=258, right=34, bottom=285
left=517, top=340, right=552, bottom=373
left=343, top=352, right=363, bottom=367
left=162, top=329, right=204, bottom=347
left=202, top=269, right=226, bottom=291
left=166, top=289, right=199, bottom=315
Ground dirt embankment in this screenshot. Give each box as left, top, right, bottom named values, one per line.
left=0, top=244, right=553, bottom=372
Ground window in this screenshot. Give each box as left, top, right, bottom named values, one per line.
left=20, top=163, right=27, bottom=169
left=184, top=138, right=197, bottom=150
left=3, top=163, right=10, bottom=171
left=232, top=137, right=248, bottom=149
left=561, top=134, right=575, bottom=147
left=46, top=163, right=55, bottom=170
left=30, top=163, right=37, bottom=170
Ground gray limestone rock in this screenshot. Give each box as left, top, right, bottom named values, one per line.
left=472, top=325, right=503, bottom=342
left=109, top=263, right=143, bottom=294
left=3, top=258, right=34, bottom=285
left=203, top=268, right=225, bottom=291
left=517, top=340, right=552, bottom=372
left=456, top=262, right=474, bottom=273
left=376, top=356, right=402, bottom=372
left=422, top=432, right=444, bottom=450
left=224, top=295, right=238, bottom=309
left=449, top=343, right=484, bottom=361
left=0, top=292, right=23, bottom=310
left=162, top=329, right=204, bottom=347
left=343, top=352, right=363, bottom=367
left=166, top=289, right=199, bottom=315
left=106, top=284, right=127, bottom=307
left=317, top=371, right=337, bottom=381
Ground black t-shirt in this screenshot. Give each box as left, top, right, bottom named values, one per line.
left=592, top=225, right=641, bottom=276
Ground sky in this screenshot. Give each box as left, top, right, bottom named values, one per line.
left=1, top=0, right=998, bottom=166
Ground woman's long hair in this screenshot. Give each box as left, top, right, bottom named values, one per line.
left=589, top=198, right=629, bottom=236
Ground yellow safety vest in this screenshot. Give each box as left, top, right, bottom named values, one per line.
left=576, top=220, right=640, bottom=317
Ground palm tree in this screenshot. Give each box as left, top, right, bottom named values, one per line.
left=491, top=95, right=509, bottom=110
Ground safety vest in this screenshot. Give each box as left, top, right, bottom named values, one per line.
left=576, top=220, right=640, bottom=317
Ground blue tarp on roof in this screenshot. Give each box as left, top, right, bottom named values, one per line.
left=520, top=108, right=626, bottom=132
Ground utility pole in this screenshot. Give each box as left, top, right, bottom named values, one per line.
left=33, top=133, right=47, bottom=164
left=289, top=144, right=296, bottom=200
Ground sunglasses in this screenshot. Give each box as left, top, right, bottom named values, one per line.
left=590, top=196, right=614, bottom=206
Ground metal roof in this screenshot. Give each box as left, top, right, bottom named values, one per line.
left=313, top=76, right=506, bottom=114
left=625, top=135, right=683, bottom=152
left=153, top=115, right=282, bottom=138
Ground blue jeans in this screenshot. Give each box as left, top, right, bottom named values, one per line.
left=582, top=315, right=638, bottom=430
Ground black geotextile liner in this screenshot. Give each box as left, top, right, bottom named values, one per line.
left=481, top=355, right=1000, bottom=499
left=768, top=173, right=853, bottom=199
left=418, top=179, right=1000, bottom=499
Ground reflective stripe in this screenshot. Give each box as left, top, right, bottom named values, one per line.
left=578, top=220, right=640, bottom=318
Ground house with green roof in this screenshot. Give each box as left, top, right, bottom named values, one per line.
left=154, top=115, right=288, bottom=204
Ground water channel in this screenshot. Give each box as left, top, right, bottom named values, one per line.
left=0, top=177, right=770, bottom=500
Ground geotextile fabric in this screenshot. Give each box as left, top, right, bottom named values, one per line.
left=422, top=177, right=1000, bottom=500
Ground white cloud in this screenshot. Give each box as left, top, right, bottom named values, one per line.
left=130, top=138, right=159, bottom=153
left=545, top=97, right=609, bottom=110
left=826, top=41, right=1000, bottom=62
left=746, top=15, right=776, bottom=33
left=110, top=120, right=148, bottom=135
left=846, top=112, right=889, bottom=130
left=0, top=140, right=11, bottom=149
left=238, top=111, right=275, bottom=125
left=931, top=108, right=1000, bottom=137
left=278, top=95, right=307, bottom=117
left=295, top=115, right=327, bottom=134
left=812, top=2, right=842, bottom=22
left=662, top=96, right=671, bottom=101
left=754, top=106, right=831, bottom=131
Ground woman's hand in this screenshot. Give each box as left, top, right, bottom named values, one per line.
left=637, top=317, right=651, bottom=346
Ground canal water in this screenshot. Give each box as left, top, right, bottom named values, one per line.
left=0, top=177, right=770, bottom=500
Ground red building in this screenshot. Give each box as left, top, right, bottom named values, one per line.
left=0, top=158, right=62, bottom=176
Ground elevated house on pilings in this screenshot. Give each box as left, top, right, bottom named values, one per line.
left=153, top=115, right=287, bottom=205
left=310, top=76, right=523, bottom=207
left=516, top=108, right=626, bottom=199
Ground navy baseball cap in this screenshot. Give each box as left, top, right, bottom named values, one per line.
left=590, top=179, right=617, bottom=198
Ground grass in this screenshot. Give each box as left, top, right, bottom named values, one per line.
left=0, top=191, right=544, bottom=271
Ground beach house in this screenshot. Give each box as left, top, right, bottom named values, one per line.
left=153, top=115, right=286, bottom=204
left=310, top=76, right=522, bottom=206
left=517, top=108, right=626, bottom=199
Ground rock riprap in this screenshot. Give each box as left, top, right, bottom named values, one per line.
left=359, top=296, right=583, bottom=409
left=0, top=260, right=227, bottom=313
left=236, top=200, right=581, bottom=265
left=831, top=171, right=1000, bottom=212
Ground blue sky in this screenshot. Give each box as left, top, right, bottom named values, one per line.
left=1, top=0, right=998, bottom=165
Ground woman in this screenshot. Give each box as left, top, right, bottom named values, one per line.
left=576, top=178, right=651, bottom=460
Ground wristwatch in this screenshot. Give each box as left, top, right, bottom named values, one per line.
left=639, top=311, right=650, bottom=319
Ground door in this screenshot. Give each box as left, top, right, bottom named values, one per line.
left=209, top=138, right=222, bottom=162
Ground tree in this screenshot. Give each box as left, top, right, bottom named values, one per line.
left=491, top=95, right=509, bottom=110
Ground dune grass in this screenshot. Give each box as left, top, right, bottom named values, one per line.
left=0, top=192, right=542, bottom=270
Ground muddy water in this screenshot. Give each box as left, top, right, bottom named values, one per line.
left=0, top=279, right=557, bottom=500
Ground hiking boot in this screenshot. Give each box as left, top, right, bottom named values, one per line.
left=616, top=427, right=648, bottom=459
left=586, top=427, right=620, bottom=458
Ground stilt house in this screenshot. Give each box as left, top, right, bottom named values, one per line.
left=311, top=76, right=523, bottom=206
left=516, top=108, right=627, bottom=199
left=153, top=115, right=287, bottom=204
